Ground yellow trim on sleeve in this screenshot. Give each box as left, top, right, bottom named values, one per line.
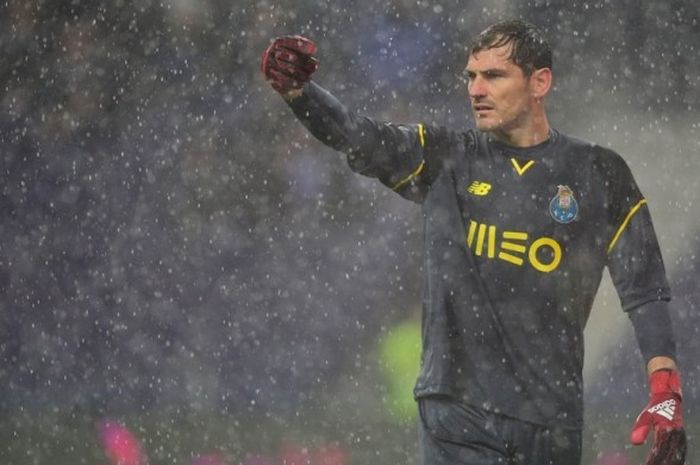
left=417, top=123, right=426, bottom=148
left=391, top=123, right=427, bottom=191
left=607, top=199, right=647, bottom=254
left=392, top=160, right=425, bottom=191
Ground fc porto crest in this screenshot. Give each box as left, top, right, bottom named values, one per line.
left=549, top=185, right=578, bottom=224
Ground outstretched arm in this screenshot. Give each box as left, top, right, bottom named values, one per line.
left=261, top=35, right=318, bottom=98
left=261, top=35, right=442, bottom=202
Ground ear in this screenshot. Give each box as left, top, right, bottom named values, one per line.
left=529, top=67, right=552, bottom=99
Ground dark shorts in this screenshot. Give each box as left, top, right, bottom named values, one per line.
left=418, top=396, right=582, bottom=465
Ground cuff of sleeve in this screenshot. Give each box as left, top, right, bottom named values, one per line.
left=628, top=300, right=677, bottom=363
left=621, top=288, right=671, bottom=312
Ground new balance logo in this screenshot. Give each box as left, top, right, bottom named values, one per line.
left=648, top=399, right=676, bottom=421
left=468, top=181, right=492, bottom=196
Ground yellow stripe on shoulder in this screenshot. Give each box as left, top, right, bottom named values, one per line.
left=417, top=123, right=426, bottom=148
left=607, top=199, right=647, bottom=254
left=391, top=123, right=427, bottom=191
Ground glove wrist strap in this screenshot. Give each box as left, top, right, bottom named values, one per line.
left=650, top=368, right=682, bottom=398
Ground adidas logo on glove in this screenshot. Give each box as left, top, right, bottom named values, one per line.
left=647, top=398, right=677, bottom=421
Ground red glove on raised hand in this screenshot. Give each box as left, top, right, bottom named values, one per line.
left=630, top=369, right=686, bottom=465
left=261, top=35, right=318, bottom=94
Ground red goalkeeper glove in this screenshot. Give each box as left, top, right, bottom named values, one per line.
left=630, top=369, right=686, bottom=465
left=261, top=35, right=318, bottom=94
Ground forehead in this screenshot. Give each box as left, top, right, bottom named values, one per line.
left=466, top=44, right=518, bottom=71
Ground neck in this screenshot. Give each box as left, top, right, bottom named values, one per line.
left=491, top=111, right=551, bottom=148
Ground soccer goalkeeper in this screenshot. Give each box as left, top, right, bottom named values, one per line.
left=261, top=20, right=685, bottom=465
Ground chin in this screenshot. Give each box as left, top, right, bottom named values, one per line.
left=475, top=120, right=498, bottom=132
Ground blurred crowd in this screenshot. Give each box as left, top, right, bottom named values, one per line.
left=98, top=419, right=348, bottom=465
left=0, top=0, right=698, bottom=456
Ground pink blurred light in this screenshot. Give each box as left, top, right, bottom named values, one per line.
left=244, top=454, right=275, bottom=465
left=278, top=443, right=311, bottom=465
left=98, top=419, right=148, bottom=465
left=312, top=444, right=347, bottom=465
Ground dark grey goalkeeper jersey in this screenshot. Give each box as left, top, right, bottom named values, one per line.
left=288, top=82, right=670, bottom=428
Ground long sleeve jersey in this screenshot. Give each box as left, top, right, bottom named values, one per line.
left=287, top=81, right=671, bottom=428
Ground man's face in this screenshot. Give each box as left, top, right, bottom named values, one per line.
left=466, top=44, right=535, bottom=135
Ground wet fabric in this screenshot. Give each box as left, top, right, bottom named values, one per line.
left=418, top=396, right=582, bottom=465
left=288, top=81, right=671, bottom=428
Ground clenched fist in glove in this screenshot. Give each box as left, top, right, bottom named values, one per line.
left=630, top=369, right=686, bottom=465
left=261, top=35, right=318, bottom=96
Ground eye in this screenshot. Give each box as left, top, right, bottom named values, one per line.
left=462, top=71, right=475, bottom=84
left=484, top=70, right=503, bottom=79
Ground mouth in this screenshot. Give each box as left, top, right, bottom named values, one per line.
left=473, top=103, right=493, bottom=111
left=472, top=104, right=494, bottom=116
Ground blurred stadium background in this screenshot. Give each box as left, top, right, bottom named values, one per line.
left=0, top=0, right=698, bottom=463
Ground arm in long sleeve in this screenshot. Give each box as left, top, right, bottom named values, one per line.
left=627, top=300, right=678, bottom=374
left=602, top=152, right=677, bottom=374
left=285, top=81, right=442, bottom=201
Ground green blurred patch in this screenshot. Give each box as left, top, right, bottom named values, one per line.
left=377, top=317, right=422, bottom=421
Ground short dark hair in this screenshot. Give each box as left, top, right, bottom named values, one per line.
left=468, top=20, right=552, bottom=75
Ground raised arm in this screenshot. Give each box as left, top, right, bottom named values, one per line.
left=261, top=35, right=444, bottom=202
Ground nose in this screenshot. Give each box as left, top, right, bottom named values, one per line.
left=468, top=75, right=486, bottom=99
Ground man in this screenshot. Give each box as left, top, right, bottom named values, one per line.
left=261, top=20, right=685, bottom=464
